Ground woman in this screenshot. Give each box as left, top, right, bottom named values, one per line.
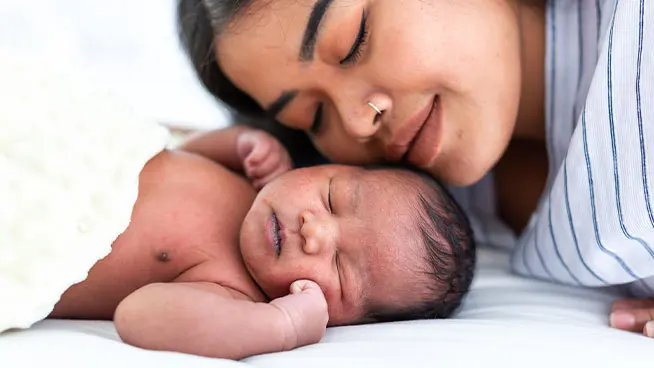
left=177, top=0, right=654, bottom=337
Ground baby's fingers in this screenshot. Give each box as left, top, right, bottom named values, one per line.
left=245, top=154, right=280, bottom=179
left=290, top=280, right=323, bottom=295
left=236, top=132, right=271, bottom=163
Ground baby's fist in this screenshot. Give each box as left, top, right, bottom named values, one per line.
left=236, top=130, right=293, bottom=190
left=270, top=280, right=328, bottom=350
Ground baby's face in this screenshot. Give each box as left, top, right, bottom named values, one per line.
left=239, top=165, right=430, bottom=325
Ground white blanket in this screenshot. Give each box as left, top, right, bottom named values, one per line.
left=0, top=52, right=169, bottom=333
left=0, top=247, right=651, bottom=368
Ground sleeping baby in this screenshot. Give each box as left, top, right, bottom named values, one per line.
left=48, top=126, right=476, bottom=360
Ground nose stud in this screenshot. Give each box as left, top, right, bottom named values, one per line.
left=368, top=101, right=383, bottom=115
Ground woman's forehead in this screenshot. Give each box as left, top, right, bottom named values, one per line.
left=220, top=0, right=310, bottom=47
left=215, top=0, right=363, bottom=105
left=215, top=2, right=309, bottom=108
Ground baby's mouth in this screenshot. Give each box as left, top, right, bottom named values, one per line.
left=271, top=212, right=282, bottom=256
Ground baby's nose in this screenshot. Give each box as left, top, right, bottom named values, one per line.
left=300, top=211, right=336, bottom=255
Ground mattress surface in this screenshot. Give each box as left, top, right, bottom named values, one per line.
left=1, top=246, right=651, bottom=368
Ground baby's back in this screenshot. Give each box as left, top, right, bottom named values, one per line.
left=50, top=150, right=264, bottom=320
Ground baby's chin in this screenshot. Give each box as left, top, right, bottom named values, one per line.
left=238, top=254, right=285, bottom=302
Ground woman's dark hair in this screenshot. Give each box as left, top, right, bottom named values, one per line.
left=177, top=0, right=325, bottom=167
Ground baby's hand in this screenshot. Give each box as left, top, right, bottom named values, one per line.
left=236, top=130, right=293, bottom=190
left=609, top=298, right=654, bottom=337
left=270, top=280, right=329, bottom=350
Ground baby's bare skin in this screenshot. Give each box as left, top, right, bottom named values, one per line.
left=46, top=129, right=329, bottom=360
left=45, top=126, right=429, bottom=359
left=50, top=149, right=265, bottom=320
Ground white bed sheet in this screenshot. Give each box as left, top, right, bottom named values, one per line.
left=1, top=4, right=652, bottom=364
left=1, top=246, right=651, bottom=368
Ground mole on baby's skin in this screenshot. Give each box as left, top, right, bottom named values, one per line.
left=157, top=252, right=170, bottom=263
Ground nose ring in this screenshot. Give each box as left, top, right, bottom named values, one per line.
left=368, top=101, right=383, bottom=115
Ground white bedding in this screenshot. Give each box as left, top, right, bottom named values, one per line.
left=1, top=2, right=652, bottom=366
left=1, top=246, right=651, bottom=368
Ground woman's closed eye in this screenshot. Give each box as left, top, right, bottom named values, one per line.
left=310, top=103, right=324, bottom=135
left=309, top=10, right=369, bottom=136
left=340, top=10, right=369, bottom=66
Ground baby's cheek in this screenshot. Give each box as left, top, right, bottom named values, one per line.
left=259, top=271, right=292, bottom=299
left=325, top=300, right=356, bottom=326
left=318, top=285, right=349, bottom=323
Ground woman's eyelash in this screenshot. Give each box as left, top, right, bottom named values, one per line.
left=310, top=103, right=323, bottom=135
left=311, top=10, right=368, bottom=134
left=340, top=10, right=369, bottom=66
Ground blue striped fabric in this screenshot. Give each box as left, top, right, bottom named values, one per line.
left=451, top=0, right=654, bottom=295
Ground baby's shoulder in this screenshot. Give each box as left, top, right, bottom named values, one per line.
left=141, top=149, right=255, bottom=202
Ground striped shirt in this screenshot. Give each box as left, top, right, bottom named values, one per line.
left=450, top=0, right=654, bottom=296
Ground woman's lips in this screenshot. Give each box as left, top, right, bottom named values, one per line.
left=405, top=97, right=442, bottom=168
left=385, top=96, right=440, bottom=164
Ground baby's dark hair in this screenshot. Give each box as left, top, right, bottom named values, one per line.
left=362, top=165, right=476, bottom=323
left=177, top=0, right=477, bottom=319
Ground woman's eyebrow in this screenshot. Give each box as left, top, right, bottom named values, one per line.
left=267, top=0, right=336, bottom=119
left=266, top=90, right=298, bottom=119
left=300, top=0, right=336, bottom=62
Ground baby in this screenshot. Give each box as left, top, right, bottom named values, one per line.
left=48, top=126, right=476, bottom=360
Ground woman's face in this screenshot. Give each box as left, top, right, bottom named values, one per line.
left=217, top=0, right=524, bottom=186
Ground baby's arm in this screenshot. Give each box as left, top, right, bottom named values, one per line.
left=178, top=125, right=248, bottom=172
left=180, top=126, right=293, bottom=189
left=114, top=280, right=328, bottom=360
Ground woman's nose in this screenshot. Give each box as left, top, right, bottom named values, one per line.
left=338, top=94, right=391, bottom=141
left=300, top=211, right=338, bottom=255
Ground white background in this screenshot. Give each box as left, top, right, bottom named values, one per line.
left=0, top=0, right=230, bottom=130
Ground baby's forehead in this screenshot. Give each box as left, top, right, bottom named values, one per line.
left=346, top=167, right=440, bottom=231
left=359, top=167, right=430, bottom=193
left=355, top=168, right=434, bottom=262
